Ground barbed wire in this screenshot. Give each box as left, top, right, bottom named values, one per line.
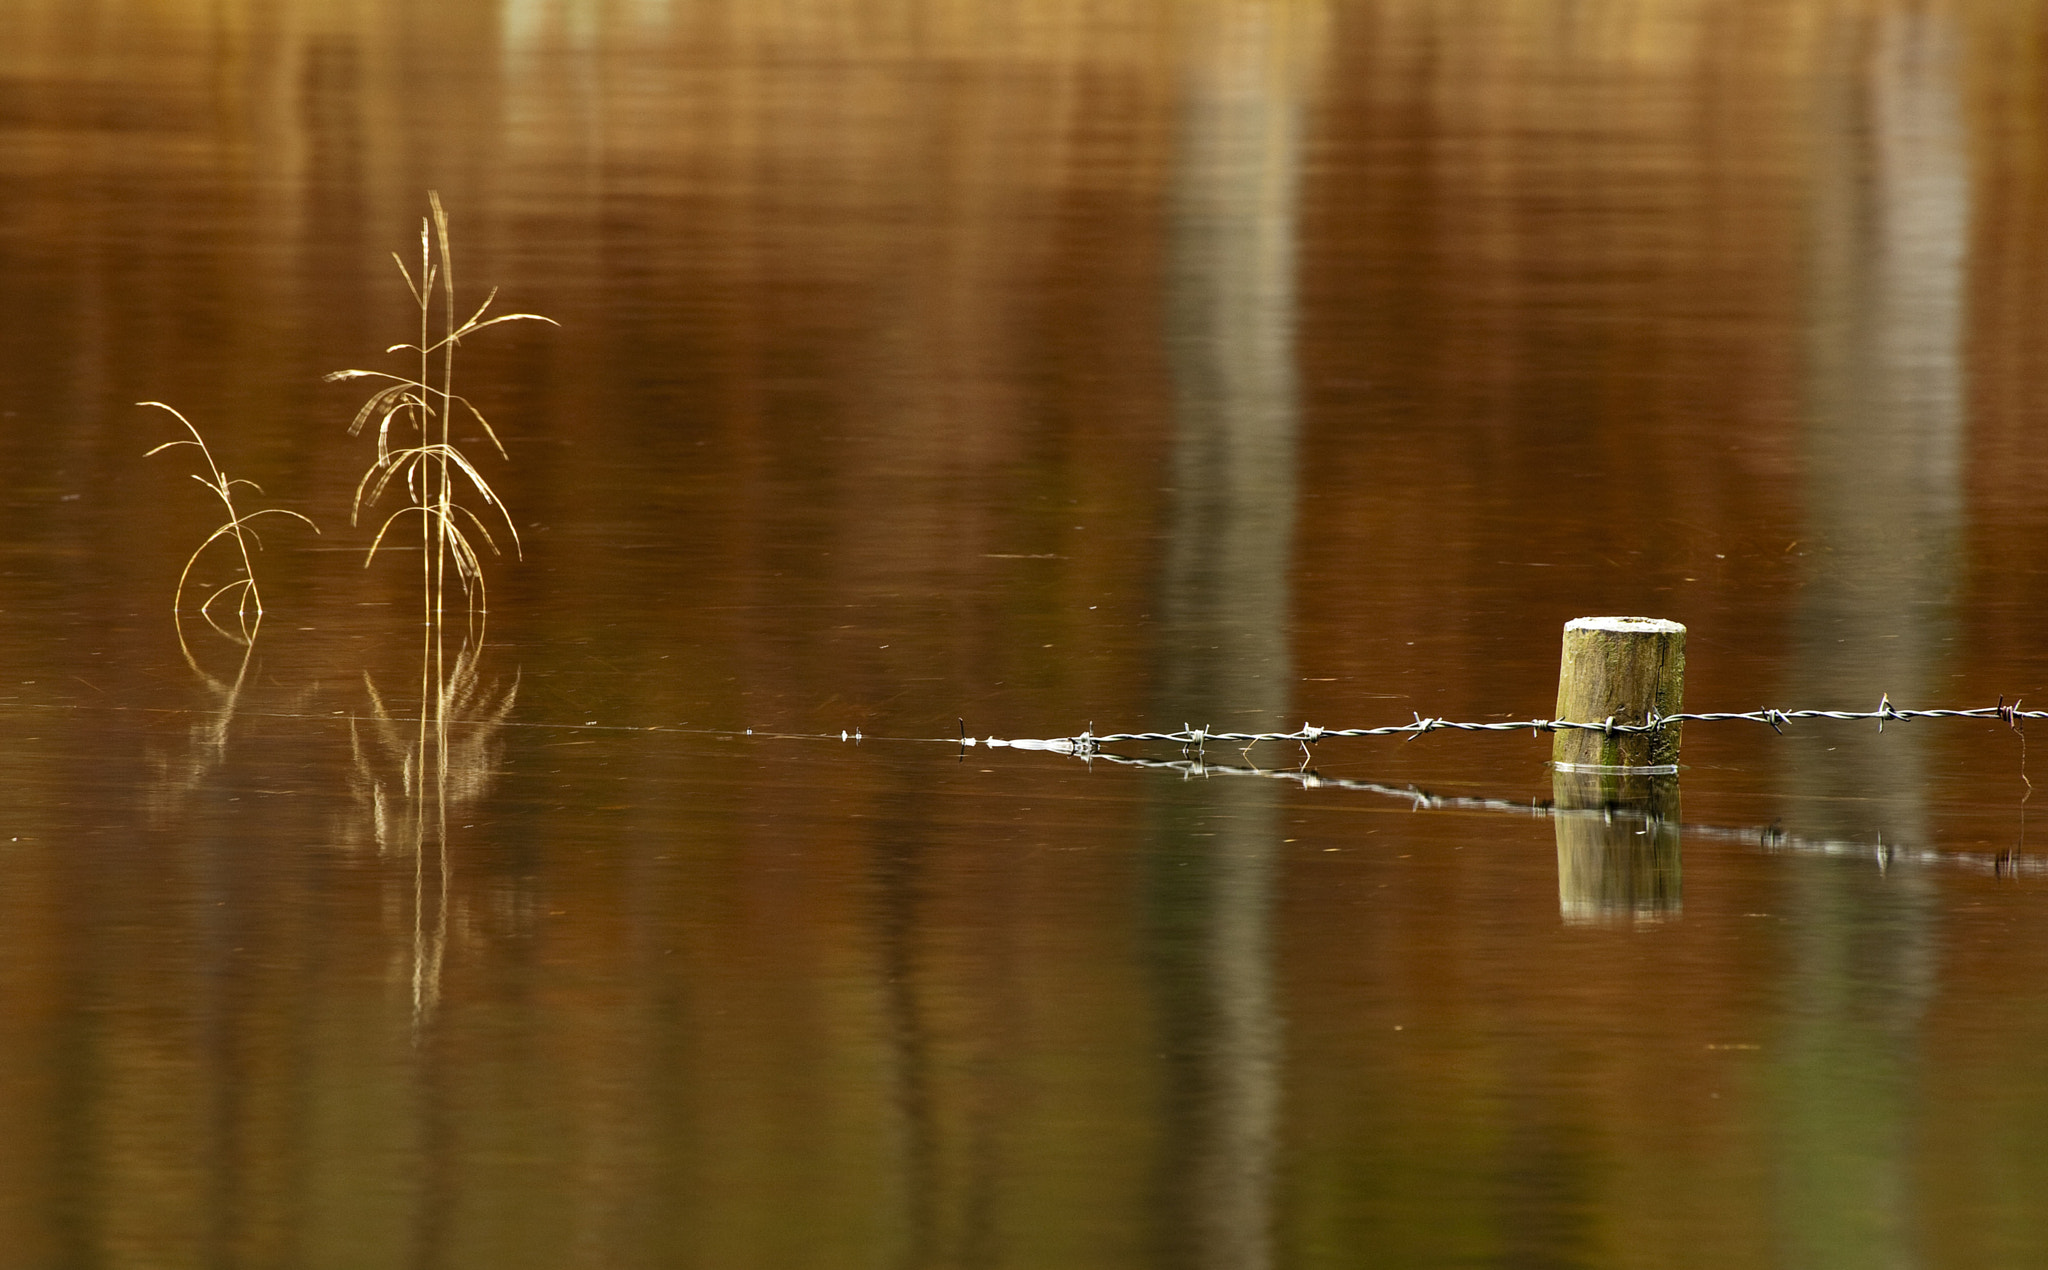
left=968, top=694, right=2038, bottom=755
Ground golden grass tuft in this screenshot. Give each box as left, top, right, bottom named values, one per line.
left=327, top=192, right=557, bottom=629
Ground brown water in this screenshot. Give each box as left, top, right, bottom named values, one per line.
left=6, top=1, right=2048, bottom=1265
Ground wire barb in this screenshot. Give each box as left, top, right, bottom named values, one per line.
left=980, top=698, right=2048, bottom=754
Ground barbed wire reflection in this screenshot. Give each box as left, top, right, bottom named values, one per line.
left=1076, top=751, right=2043, bottom=879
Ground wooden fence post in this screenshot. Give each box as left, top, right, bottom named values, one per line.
left=1552, top=616, right=1686, bottom=770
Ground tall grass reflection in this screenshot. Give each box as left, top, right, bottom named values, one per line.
left=350, top=629, right=517, bottom=1026
left=145, top=642, right=322, bottom=824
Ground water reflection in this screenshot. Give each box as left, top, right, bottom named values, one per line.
left=1551, top=770, right=1682, bottom=926
left=348, top=634, right=518, bottom=1025
left=145, top=643, right=259, bottom=823
left=1093, top=749, right=2048, bottom=880
left=1781, top=11, right=1967, bottom=1262
left=9, top=0, right=2048, bottom=1263
left=147, top=639, right=316, bottom=825
left=1150, top=3, right=1321, bottom=1264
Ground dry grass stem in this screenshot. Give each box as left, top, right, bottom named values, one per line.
left=328, top=192, right=556, bottom=629
left=142, top=401, right=319, bottom=645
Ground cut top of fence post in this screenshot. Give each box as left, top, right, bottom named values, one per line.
left=1553, top=616, right=1686, bottom=771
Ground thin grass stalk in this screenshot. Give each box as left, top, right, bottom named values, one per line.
left=418, top=212, right=436, bottom=633
left=432, top=191, right=456, bottom=633
left=332, top=192, right=554, bottom=633
left=142, top=402, right=318, bottom=644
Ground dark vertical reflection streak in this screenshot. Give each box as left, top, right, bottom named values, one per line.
left=50, top=860, right=95, bottom=1270
left=873, top=822, right=937, bottom=1270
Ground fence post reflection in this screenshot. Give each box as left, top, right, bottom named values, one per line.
left=1551, top=770, right=1681, bottom=925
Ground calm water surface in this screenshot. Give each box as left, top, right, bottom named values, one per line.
left=5, top=2, right=2048, bottom=1266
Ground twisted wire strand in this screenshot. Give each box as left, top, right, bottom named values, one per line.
left=969, top=696, right=2040, bottom=755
